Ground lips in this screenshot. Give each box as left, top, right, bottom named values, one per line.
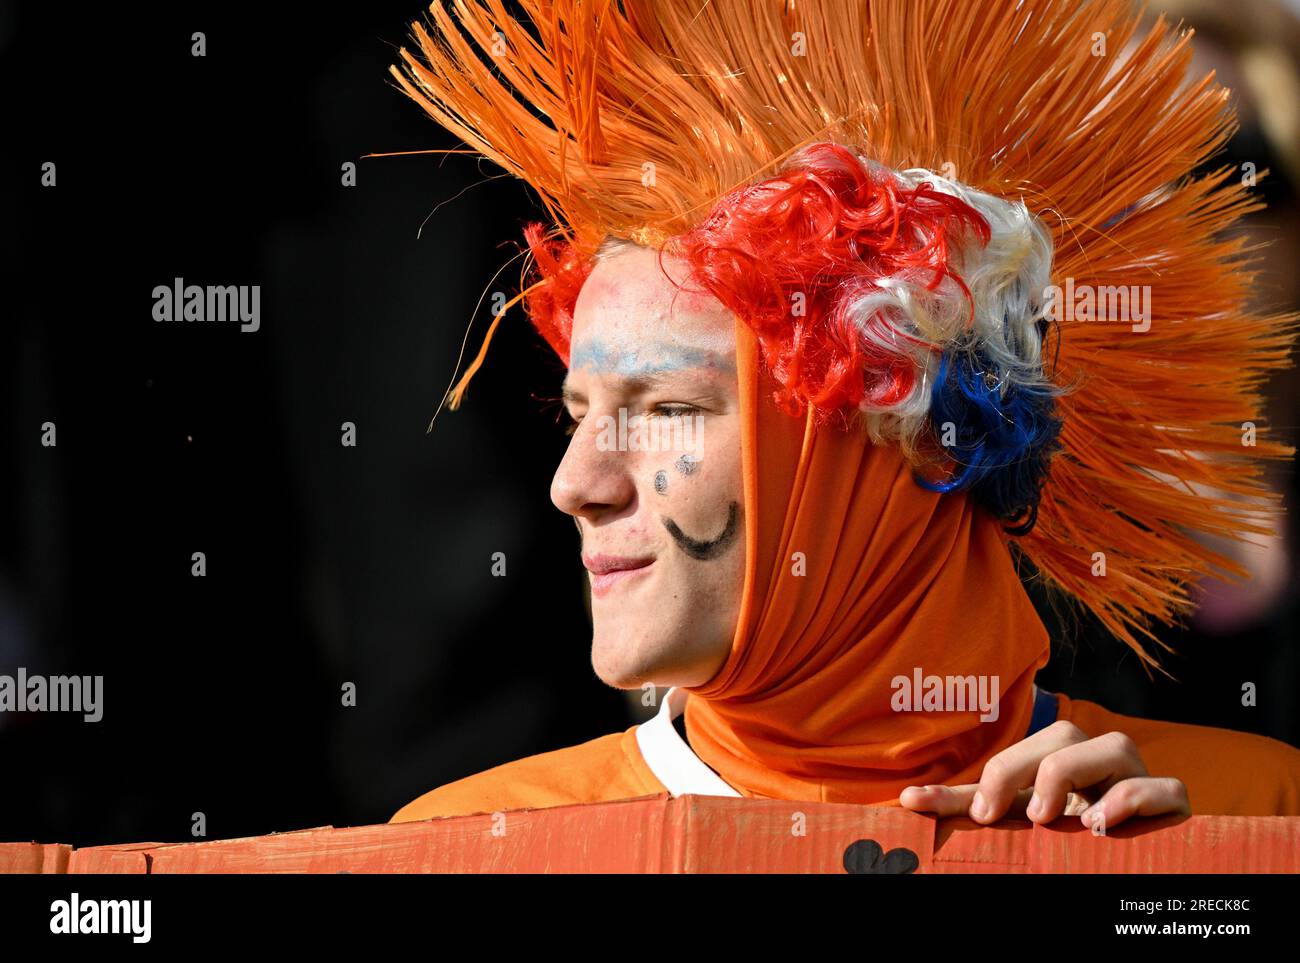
left=583, top=554, right=655, bottom=597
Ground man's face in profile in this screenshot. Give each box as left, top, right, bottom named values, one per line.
left=552, top=243, right=745, bottom=691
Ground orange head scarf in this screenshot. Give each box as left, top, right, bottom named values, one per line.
left=682, top=315, right=1052, bottom=804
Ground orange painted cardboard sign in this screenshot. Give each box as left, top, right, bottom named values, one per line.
left=0, top=843, right=70, bottom=874
left=7, top=795, right=1298, bottom=873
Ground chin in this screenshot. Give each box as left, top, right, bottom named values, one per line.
left=590, top=623, right=679, bottom=691
left=590, top=626, right=722, bottom=691
left=591, top=665, right=648, bottom=691
left=590, top=641, right=656, bottom=690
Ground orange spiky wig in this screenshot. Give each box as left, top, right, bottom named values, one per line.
left=382, top=0, right=1297, bottom=666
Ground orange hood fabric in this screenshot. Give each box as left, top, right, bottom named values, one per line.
left=680, top=315, right=1051, bottom=804
left=385, top=312, right=1300, bottom=824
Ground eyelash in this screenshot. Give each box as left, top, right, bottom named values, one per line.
left=562, top=403, right=700, bottom=437
left=652, top=403, right=700, bottom=419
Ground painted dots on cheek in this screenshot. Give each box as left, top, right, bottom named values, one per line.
left=675, top=454, right=699, bottom=476
left=654, top=470, right=668, bottom=495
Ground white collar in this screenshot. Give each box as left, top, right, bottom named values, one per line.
left=635, top=686, right=742, bottom=797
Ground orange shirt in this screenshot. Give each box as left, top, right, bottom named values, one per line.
left=389, top=690, right=1300, bottom=822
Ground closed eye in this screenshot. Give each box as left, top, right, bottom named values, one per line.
left=562, top=403, right=699, bottom=437
left=650, top=403, right=701, bottom=418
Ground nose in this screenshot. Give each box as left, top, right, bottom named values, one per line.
left=550, top=413, right=637, bottom=520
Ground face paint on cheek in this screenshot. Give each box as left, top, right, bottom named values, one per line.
left=661, top=501, right=740, bottom=561
left=654, top=470, right=668, bottom=495
left=675, top=454, right=699, bottom=475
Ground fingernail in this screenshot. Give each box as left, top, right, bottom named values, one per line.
left=1026, top=793, right=1042, bottom=820
left=971, top=792, right=988, bottom=821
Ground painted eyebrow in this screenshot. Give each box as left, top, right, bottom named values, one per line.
left=562, top=340, right=737, bottom=406
left=568, top=340, right=735, bottom=377
left=561, top=371, right=683, bottom=406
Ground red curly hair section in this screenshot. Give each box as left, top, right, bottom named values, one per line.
left=520, top=222, right=593, bottom=368
left=520, top=144, right=990, bottom=423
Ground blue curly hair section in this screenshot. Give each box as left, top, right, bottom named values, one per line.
left=916, top=346, right=1063, bottom=536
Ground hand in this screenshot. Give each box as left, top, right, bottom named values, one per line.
left=898, top=720, right=1191, bottom=831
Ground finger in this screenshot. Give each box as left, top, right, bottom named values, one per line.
left=904, top=784, right=1097, bottom=821
left=899, top=784, right=978, bottom=817
left=1078, top=777, right=1191, bottom=832
left=901, top=784, right=1095, bottom=823
left=981, top=787, right=1040, bottom=820
left=971, top=720, right=1091, bottom=824
left=1028, top=731, right=1148, bottom=824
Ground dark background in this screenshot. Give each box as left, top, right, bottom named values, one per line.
left=3, top=1, right=1297, bottom=847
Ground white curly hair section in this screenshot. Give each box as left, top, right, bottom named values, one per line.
left=832, top=155, right=1056, bottom=456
